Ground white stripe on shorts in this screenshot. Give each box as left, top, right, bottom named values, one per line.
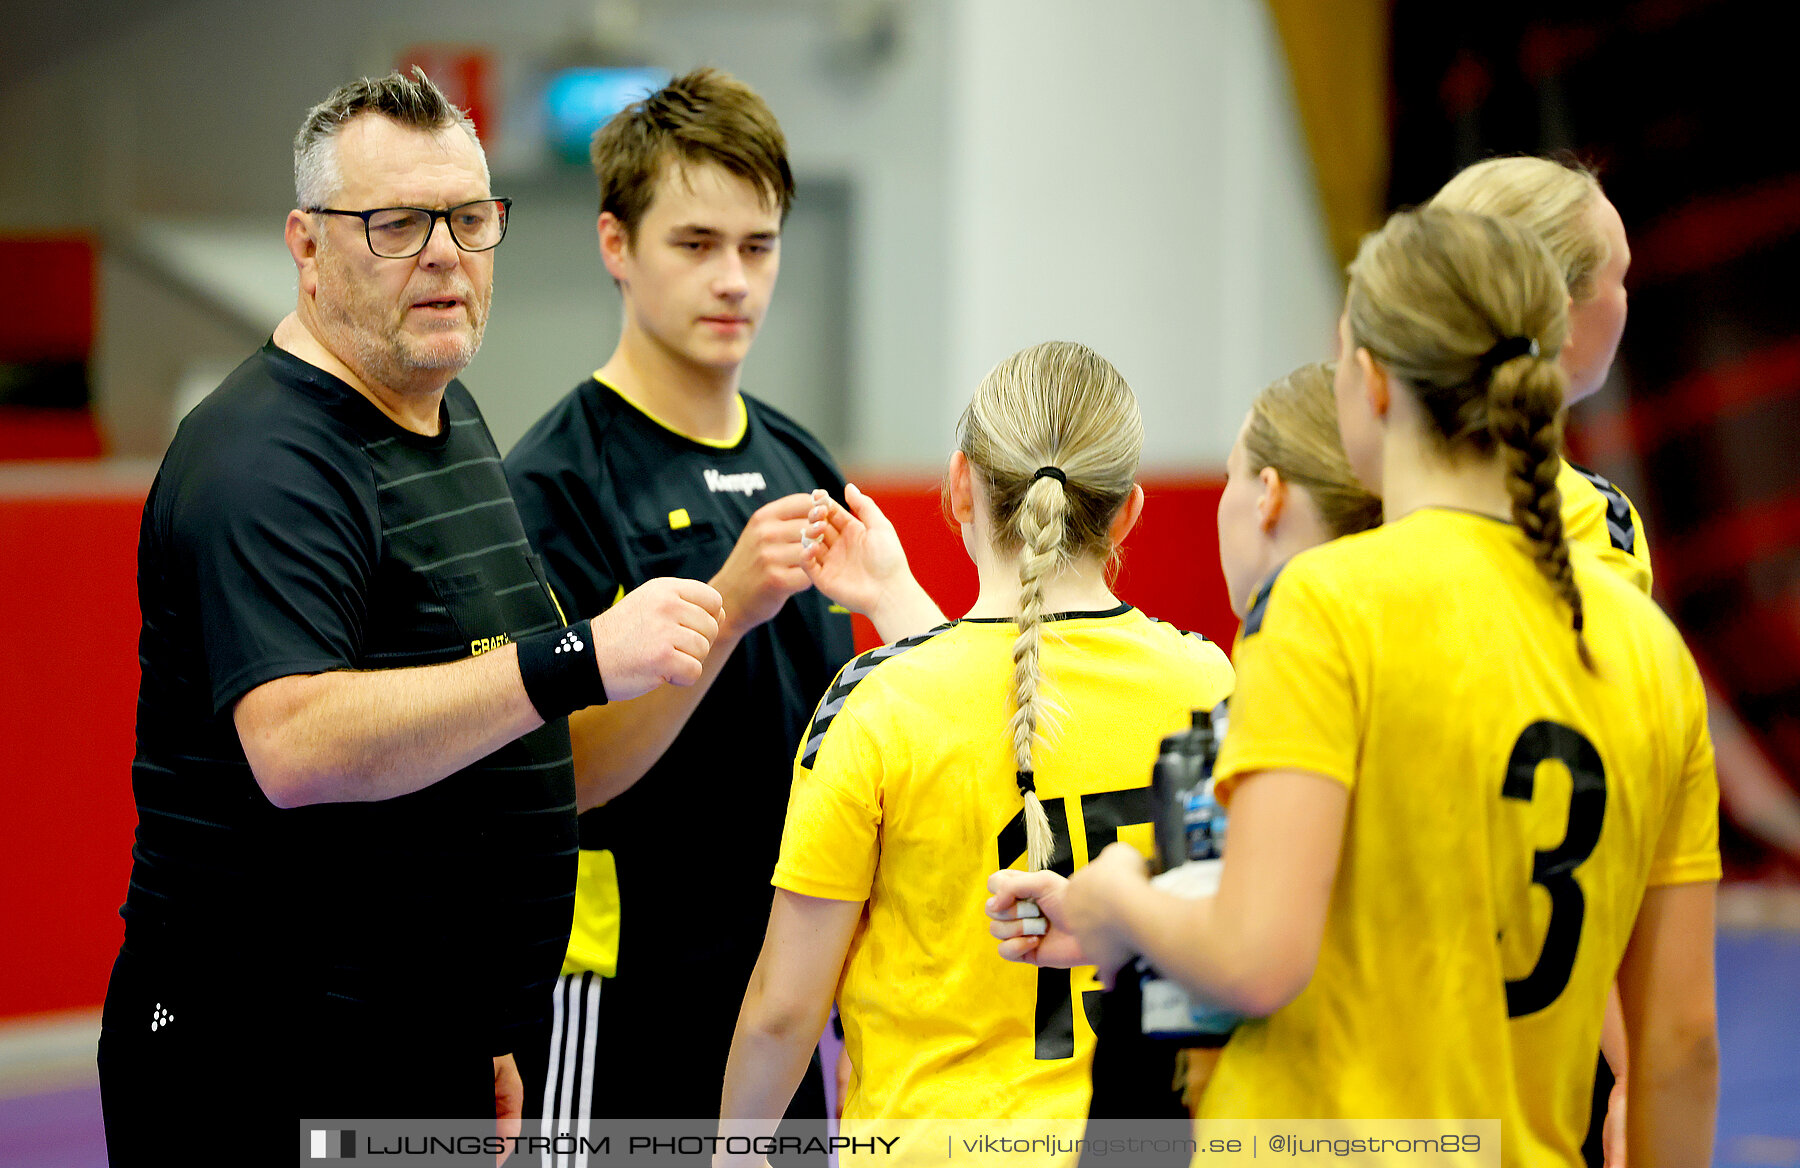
left=540, top=972, right=603, bottom=1168
left=575, top=974, right=602, bottom=1168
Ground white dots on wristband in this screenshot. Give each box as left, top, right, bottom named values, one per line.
left=553, top=629, right=586, bottom=654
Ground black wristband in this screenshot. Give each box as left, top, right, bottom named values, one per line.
left=516, top=620, right=608, bottom=721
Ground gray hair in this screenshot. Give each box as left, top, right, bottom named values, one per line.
left=293, top=67, right=487, bottom=209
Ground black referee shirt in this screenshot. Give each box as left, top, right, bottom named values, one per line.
left=125, top=341, right=577, bottom=1053
left=506, top=377, right=856, bottom=969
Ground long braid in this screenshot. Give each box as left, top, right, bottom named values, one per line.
left=1010, top=476, right=1068, bottom=871
left=1489, top=355, right=1594, bottom=668
left=1346, top=208, right=1591, bottom=671
left=957, top=342, right=1142, bottom=875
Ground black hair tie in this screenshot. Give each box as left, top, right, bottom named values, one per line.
left=1484, top=335, right=1540, bottom=367
left=1016, top=769, right=1038, bottom=795
left=1030, top=466, right=1067, bottom=487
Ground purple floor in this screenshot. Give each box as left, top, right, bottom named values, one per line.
left=0, top=1084, right=104, bottom=1168
left=1715, top=931, right=1800, bottom=1166
left=5, top=931, right=1795, bottom=1168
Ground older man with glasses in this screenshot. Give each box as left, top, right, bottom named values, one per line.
left=97, top=69, right=723, bottom=1165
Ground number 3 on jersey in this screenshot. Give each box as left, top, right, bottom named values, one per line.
left=1501, top=721, right=1607, bottom=1018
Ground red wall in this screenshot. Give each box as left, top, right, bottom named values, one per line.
left=0, top=237, right=105, bottom=459
left=0, top=474, right=1230, bottom=1021
left=0, top=238, right=94, bottom=361
left=0, top=487, right=145, bottom=1019
left=851, top=474, right=1235, bottom=651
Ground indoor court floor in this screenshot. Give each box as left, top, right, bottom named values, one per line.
left=2, top=916, right=1795, bottom=1167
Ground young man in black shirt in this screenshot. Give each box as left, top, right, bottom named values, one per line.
left=507, top=68, right=936, bottom=1138
left=99, top=70, right=722, bottom=1165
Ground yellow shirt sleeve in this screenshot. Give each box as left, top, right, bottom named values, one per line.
left=1559, top=460, right=1653, bottom=595
left=1181, top=629, right=1239, bottom=712
left=1214, top=564, right=1359, bottom=804
left=1647, top=658, right=1723, bottom=887
left=774, top=705, right=882, bottom=902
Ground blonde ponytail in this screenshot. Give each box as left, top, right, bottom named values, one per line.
left=1011, top=470, right=1069, bottom=870
left=1487, top=345, right=1595, bottom=667
left=1346, top=208, right=1593, bottom=668
left=958, top=343, right=1142, bottom=870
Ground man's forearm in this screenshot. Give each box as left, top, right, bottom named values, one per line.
left=569, top=628, right=744, bottom=811
left=235, top=645, right=544, bottom=807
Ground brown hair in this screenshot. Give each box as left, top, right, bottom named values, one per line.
left=589, top=67, right=795, bottom=238
left=1346, top=207, right=1592, bottom=667
left=957, top=341, right=1143, bottom=869
left=294, top=68, right=483, bottom=209
left=1431, top=156, right=1607, bottom=302
left=1243, top=362, right=1381, bottom=539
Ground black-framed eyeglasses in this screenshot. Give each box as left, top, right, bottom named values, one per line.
left=309, top=198, right=512, bottom=258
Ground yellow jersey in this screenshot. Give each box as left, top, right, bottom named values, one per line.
left=1207, top=508, right=1717, bottom=1166
left=776, top=606, right=1235, bottom=1123
left=1560, top=459, right=1652, bottom=595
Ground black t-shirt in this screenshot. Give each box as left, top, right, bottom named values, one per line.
left=125, top=341, right=576, bottom=1053
left=505, top=378, right=856, bottom=969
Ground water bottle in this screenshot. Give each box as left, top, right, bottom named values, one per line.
left=1183, top=781, right=1226, bottom=862
left=1148, top=708, right=1212, bottom=873
left=1139, top=704, right=1242, bottom=1042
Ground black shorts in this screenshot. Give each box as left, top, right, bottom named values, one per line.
left=99, top=943, right=495, bottom=1167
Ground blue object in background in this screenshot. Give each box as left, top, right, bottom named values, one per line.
left=1184, top=782, right=1227, bottom=862
left=542, top=67, right=670, bottom=165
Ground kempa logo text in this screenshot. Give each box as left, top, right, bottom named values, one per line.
left=704, top=468, right=767, bottom=495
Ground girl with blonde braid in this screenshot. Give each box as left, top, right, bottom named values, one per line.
left=1434, top=154, right=1647, bottom=1167
left=716, top=341, right=1233, bottom=1158
left=989, top=210, right=1719, bottom=1167
left=1432, top=155, right=1652, bottom=596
